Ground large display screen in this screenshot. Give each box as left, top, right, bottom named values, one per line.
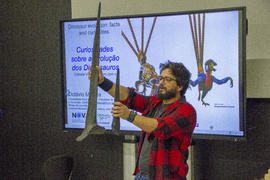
left=60, top=7, right=246, bottom=139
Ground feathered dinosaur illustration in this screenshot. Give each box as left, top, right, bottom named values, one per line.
left=188, top=13, right=233, bottom=106
left=121, top=17, right=159, bottom=95
left=136, top=54, right=159, bottom=96
left=190, top=59, right=233, bottom=106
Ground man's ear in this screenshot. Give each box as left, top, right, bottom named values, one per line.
left=177, top=86, right=183, bottom=93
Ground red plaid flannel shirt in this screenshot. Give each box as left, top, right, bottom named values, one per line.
left=121, top=88, right=196, bottom=180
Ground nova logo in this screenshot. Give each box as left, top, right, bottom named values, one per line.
left=72, top=112, right=86, bottom=118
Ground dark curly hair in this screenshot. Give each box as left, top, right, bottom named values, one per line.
left=159, top=60, right=191, bottom=96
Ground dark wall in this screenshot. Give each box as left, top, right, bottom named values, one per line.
left=1, top=1, right=123, bottom=179
left=194, top=99, right=270, bottom=180
left=2, top=1, right=270, bottom=180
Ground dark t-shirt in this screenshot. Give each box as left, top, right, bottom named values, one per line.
left=139, top=103, right=171, bottom=179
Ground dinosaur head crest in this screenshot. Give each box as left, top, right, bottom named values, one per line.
left=205, top=59, right=217, bottom=72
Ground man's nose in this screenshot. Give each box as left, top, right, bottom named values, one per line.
left=158, top=79, right=165, bottom=85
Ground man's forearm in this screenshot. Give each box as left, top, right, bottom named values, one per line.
left=93, top=66, right=129, bottom=101
left=111, top=101, right=158, bottom=133
left=132, top=114, right=158, bottom=133
left=107, top=84, right=129, bottom=101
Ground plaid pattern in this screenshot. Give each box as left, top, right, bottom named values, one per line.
left=121, top=88, right=196, bottom=180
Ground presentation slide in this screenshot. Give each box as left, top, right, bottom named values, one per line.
left=62, top=10, right=244, bottom=136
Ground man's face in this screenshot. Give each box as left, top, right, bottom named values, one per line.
left=157, top=68, right=180, bottom=100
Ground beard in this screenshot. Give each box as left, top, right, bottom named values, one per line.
left=157, top=86, right=177, bottom=100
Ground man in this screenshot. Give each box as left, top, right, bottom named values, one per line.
left=90, top=61, right=196, bottom=180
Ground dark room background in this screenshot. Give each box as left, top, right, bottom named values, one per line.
left=1, top=1, right=270, bottom=180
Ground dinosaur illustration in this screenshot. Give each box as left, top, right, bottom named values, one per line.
left=121, top=17, right=159, bottom=95
left=188, top=13, right=233, bottom=106
left=190, top=59, right=233, bottom=106
left=135, top=51, right=159, bottom=95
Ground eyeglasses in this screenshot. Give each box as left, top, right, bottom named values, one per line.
left=157, top=76, right=177, bottom=82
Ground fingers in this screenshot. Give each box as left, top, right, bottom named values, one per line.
left=95, top=66, right=101, bottom=71
left=88, top=66, right=104, bottom=84
left=95, top=66, right=104, bottom=84
left=88, top=66, right=91, bottom=80
left=112, top=102, right=122, bottom=106
left=111, top=102, right=121, bottom=117
left=111, top=102, right=122, bottom=115
left=98, top=70, right=104, bottom=84
left=88, top=65, right=94, bottom=80
left=111, top=102, right=129, bottom=119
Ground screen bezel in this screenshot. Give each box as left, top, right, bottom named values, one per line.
left=60, top=6, right=247, bottom=141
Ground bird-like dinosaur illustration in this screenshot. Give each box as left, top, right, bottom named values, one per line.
left=190, top=59, right=233, bottom=106
left=188, top=13, right=233, bottom=106
left=121, top=17, right=159, bottom=95
left=135, top=53, right=159, bottom=95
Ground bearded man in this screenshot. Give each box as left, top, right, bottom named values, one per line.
left=90, top=60, right=196, bottom=180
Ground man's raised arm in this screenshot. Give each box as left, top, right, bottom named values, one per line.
left=89, top=66, right=129, bottom=101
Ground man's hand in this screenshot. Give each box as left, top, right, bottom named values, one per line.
left=111, top=102, right=130, bottom=120
left=112, top=102, right=158, bottom=133
left=88, top=66, right=104, bottom=85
